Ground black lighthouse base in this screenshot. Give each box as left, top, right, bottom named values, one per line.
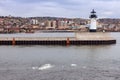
left=89, top=29, right=96, bottom=32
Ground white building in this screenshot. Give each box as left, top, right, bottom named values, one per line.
left=31, top=19, right=39, bottom=24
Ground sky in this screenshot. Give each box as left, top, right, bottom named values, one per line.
left=0, top=0, right=120, bottom=18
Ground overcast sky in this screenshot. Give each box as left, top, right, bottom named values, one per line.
left=0, top=0, right=119, bottom=18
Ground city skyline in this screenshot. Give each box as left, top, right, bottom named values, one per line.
left=0, top=0, right=119, bottom=18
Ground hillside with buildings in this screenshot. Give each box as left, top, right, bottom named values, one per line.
left=98, top=18, right=120, bottom=32
left=0, top=16, right=120, bottom=33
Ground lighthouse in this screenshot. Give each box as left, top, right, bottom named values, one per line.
left=89, top=9, right=97, bottom=32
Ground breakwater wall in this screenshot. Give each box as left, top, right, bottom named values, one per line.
left=0, top=38, right=116, bottom=45
left=0, top=33, right=116, bottom=45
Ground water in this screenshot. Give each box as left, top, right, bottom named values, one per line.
left=0, top=33, right=120, bottom=80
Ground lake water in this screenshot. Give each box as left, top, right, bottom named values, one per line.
left=0, top=32, right=120, bottom=80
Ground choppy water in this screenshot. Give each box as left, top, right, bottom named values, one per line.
left=0, top=32, right=120, bottom=80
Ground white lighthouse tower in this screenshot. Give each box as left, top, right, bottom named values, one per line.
left=89, top=9, right=97, bottom=32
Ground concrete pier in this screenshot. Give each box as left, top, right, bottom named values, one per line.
left=75, top=32, right=115, bottom=40
left=0, top=32, right=116, bottom=45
